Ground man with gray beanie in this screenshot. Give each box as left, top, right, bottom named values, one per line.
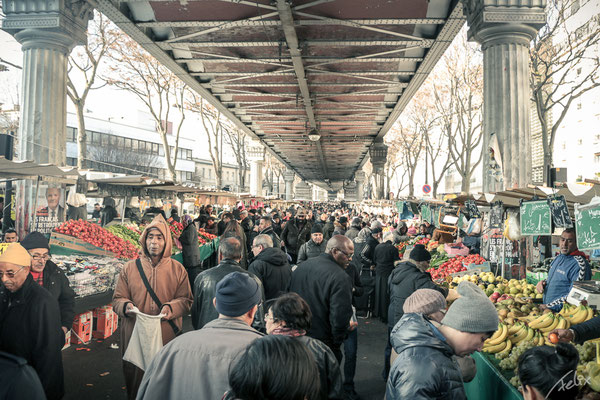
left=386, top=281, right=498, bottom=400
left=137, top=272, right=264, bottom=400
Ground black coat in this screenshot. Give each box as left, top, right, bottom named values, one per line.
left=353, top=233, right=379, bottom=271
left=297, top=239, right=326, bottom=263
left=248, top=247, right=292, bottom=300
left=344, top=261, right=364, bottom=307
left=297, top=335, right=344, bottom=400
left=179, top=223, right=201, bottom=269
left=42, top=261, right=76, bottom=329
left=0, top=352, right=45, bottom=400
left=289, top=253, right=353, bottom=349
left=373, top=241, right=400, bottom=322
left=100, top=206, right=118, bottom=226
left=387, top=261, right=448, bottom=328
left=386, top=313, right=465, bottom=400
left=191, top=259, right=264, bottom=330
left=281, top=219, right=312, bottom=255
left=0, top=275, right=65, bottom=400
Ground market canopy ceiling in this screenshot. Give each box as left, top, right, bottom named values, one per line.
left=97, top=0, right=465, bottom=184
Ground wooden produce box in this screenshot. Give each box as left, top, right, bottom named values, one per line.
left=49, top=232, right=115, bottom=258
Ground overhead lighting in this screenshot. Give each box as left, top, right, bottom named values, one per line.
left=308, top=129, right=321, bottom=142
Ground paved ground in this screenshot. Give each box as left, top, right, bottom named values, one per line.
left=62, top=314, right=388, bottom=400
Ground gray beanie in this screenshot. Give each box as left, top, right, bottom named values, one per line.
left=441, top=281, right=498, bottom=333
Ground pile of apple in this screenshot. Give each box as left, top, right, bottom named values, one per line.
left=54, top=220, right=139, bottom=259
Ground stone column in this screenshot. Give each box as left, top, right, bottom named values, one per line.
left=247, top=141, right=264, bottom=197
left=1, top=0, right=92, bottom=235
left=284, top=168, right=295, bottom=201
left=463, top=0, right=546, bottom=191
left=355, top=171, right=365, bottom=201
left=369, top=140, right=388, bottom=200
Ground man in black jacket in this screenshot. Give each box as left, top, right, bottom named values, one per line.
left=192, top=237, right=264, bottom=330
left=217, top=212, right=233, bottom=236
left=343, top=245, right=364, bottom=400
left=0, top=351, right=46, bottom=400
left=373, top=232, right=401, bottom=323
left=289, top=235, right=354, bottom=362
left=0, top=243, right=65, bottom=400
left=281, top=209, right=312, bottom=264
left=248, top=234, right=291, bottom=300
left=297, top=224, right=326, bottom=263
left=21, top=232, right=76, bottom=334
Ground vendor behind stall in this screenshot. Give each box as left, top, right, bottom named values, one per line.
left=21, top=232, right=75, bottom=334
left=537, top=228, right=591, bottom=311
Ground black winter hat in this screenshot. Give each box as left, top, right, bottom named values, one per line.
left=21, top=231, right=50, bottom=250
left=409, top=244, right=431, bottom=262
left=339, top=216, right=348, bottom=224
left=329, top=216, right=335, bottom=222
left=311, top=224, right=323, bottom=234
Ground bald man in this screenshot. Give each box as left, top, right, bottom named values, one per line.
left=289, top=235, right=354, bottom=362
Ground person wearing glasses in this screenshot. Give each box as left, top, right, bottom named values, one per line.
left=21, top=232, right=75, bottom=335
left=289, top=235, right=354, bottom=363
left=0, top=243, right=65, bottom=400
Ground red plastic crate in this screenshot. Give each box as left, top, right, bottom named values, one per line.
left=92, top=306, right=114, bottom=339
left=72, top=311, right=92, bottom=344
left=112, top=310, right=118, bottom=334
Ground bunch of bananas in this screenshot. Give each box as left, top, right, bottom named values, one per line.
left=482, top=323, right=512, bottom=355
left=560, top=303, right=595, bottom=324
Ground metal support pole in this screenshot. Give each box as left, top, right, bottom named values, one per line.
left=30, top=177, right=41, bottom=233
left=501, top=235, right=506, bottom=279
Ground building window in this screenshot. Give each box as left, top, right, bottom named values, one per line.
left=101, top=133, right=109, bottom=146
left=152, top=143, right=159, bottom=154
left=67, top=127, right=76, bottom=142
left=185, top=172, right=192, bottom=181
left=159, top=145, right=164, bottom=156
left=124, top=138, right=131, bottom=148
left=595, top=153, right=600, bottom=163
left=66, top=157, right=77, bottom=166
left=116, top=136, right=124, bottom=147
left=187, top=149, right=193, bottom=160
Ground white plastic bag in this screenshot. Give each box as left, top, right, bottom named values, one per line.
left=503, top=211, right=521, bottom=241
left=123, top=307, right=164, bottom=371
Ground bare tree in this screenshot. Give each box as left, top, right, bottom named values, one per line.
left=190, top=94, right=224, bottom=189
left=67, top=11, right=117, bottom=170
left=389, top=122, right=424, bottom=197
left=105, top=34, right=187, bottom=182
left=432, top=33, right=483, bottom=193
left=531, top=0, right=600, bottom=184
left=223, top=125, right=249, bottom=191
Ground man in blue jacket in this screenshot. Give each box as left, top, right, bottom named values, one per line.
left=537, top=228, right=591, bottom=311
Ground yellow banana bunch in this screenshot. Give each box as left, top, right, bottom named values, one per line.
left=482, top=339, right=511, bottom=354
left=535, top=332, right=545, bottom=346
left=566, top=305, right=590, bottom=325
left=539, top=315, right=560, bottom=333
left=585, top=306, right=595, bottom=322
left=485, top=324, right=508, bottom=346
left=508, top=322, right=525, bottom=335
left=559, top=303, right=573, bottom=317
left=554, top=315, right=568, bottom=330
left=529, top=313, right=554, bottom=330
left=510, top=325, right=530, bottom=345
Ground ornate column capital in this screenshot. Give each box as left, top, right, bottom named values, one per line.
left=283, top=168, right=295, bottom=182
left=1, top=0, right=93, bottom=48
left=462, top=0, right=546, bottom=47
left=354, top=171, right=365, bottom=183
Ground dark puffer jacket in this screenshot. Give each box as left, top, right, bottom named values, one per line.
left=386, top=313, right=465, bottom=400
left=297, top=239, right=326, bottom=263
left=297, top=335, right=344, bottom=400
left=248, top=247, right=292, bottom=300
left=387, top=261, right=448, bottom=328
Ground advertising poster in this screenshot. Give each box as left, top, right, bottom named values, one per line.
left=34, top=185, right=66, bottom=235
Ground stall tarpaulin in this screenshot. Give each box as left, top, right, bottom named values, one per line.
left=171, top=238, right=220, bottom=264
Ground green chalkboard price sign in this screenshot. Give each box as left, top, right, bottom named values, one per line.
left=396, top=201, right=405, bottom=214
left=421, top=204, right=431, bottom=224
left=520, top=200, right=552, bottom=236
left=574, top=200, right=600, bottom=250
